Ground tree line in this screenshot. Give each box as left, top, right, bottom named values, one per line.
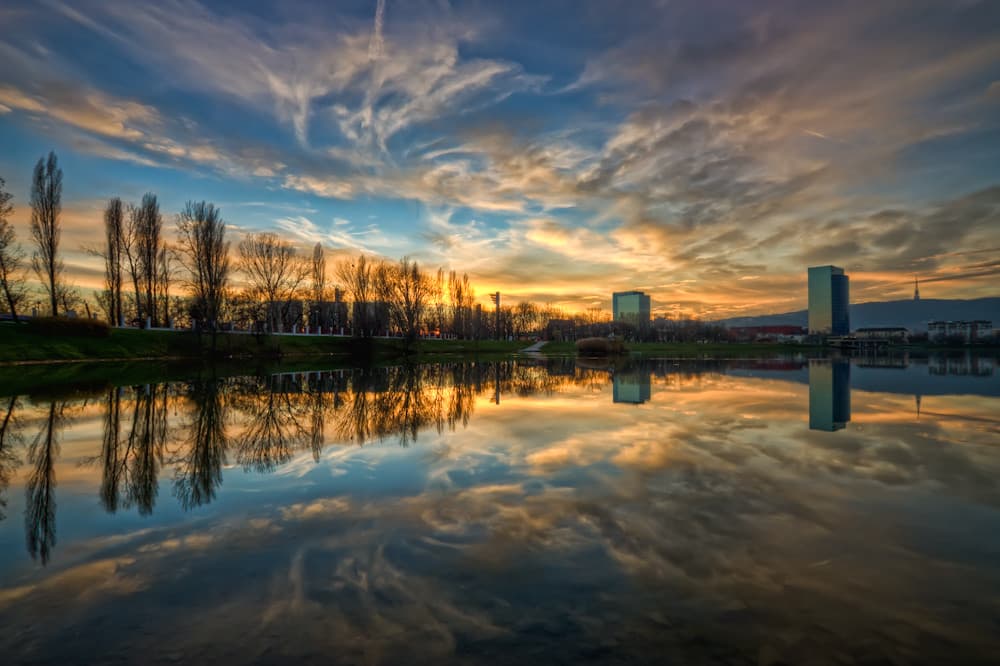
left=0, top=151, right=630, bottom=341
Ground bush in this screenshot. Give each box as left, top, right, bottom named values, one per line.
left=26, top=317, right=111, bottom=338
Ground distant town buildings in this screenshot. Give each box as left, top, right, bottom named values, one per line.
left=612, top=290, right=651, bottom=331
left=808, top=265, right=850, bottom=335
left=927, top=320, right=993, bottom=343
left=727, top=325, right=806, bottom=342
left=544, top=318, right=577, bottom=341
left=854, top=326, right=909, bottom=342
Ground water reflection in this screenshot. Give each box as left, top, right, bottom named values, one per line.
left=99, top=385, right=169, bottom=514
left=0, top=396, right=20, bottom=522
left=4, top=356, right=995, bottom=565
left=25, top=402, right=64, bottom=564
left=612, top=367, right=652, bottom=404
left=1, top=356, right=999, bottom=664
left=808, top=359, right=851, bottom=431
left=174, top=380, right=227, bottom=510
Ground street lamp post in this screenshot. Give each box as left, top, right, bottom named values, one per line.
left=489, top=292, right=500, bottom=341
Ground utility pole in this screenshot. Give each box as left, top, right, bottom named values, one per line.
left=489, top=291, right=500, bottom=340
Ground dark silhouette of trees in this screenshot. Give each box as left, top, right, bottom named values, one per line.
left=448, top=270, right=475, bottom=339
left=124, top=193, right=167, bottom=327
left=99, top=388, right=124, bottom=512
left=307, top=374, right=331, bottom=462
left=29, top=152, right=63, bottom=316
left=238, top=231, right=308, bottom=332
left=99, top=386, right=167, bottom=515
left=103, top=197, right=126, bottom=326
left=176, top=201, right=230, bottom=344
left=336, top=254, right=377, bottom=336
left=25, top=401, right=63, bottom=564
left=389, top=257, right=433, bottom=343
left=0, top=178, right=27, bottom=321
left=123, top=203, right=143, bottom=324
left=173, top=380, right=228, bottom=510
left=0, top=396, right=22, bottom=522
left=234, top=378, right=308, bottom=472
left=513, top=301, right=540, bottom=338
left=311, top=241, right=326, bottom=309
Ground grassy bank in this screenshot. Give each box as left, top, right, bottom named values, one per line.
left=0, top=321, right=528, bottom=397
left=0, top=323, right=369, bottom=362
left=0, top=322, right=529, bottom=365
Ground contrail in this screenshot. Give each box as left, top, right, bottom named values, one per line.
left=369, top=0, right=385, bottom=61
left=364, top=0, right=390, bottom=155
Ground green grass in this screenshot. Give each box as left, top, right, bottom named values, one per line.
left=0, top=323, right=371, bottom=363
left=0, top=322, right=536, bottom=366
left=0, top=333, right=532, bottom=399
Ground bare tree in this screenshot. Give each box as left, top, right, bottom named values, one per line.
left=513, top=301, right=540, bottom=337
left=448, top=271, right=475, bottom=339
left=335, top=254, right=374, bottom=336
left=239, top=232, right=308, bottom=332
left=30, top=152, right=63, bottom=316
left=310, top=242, right=326, bottom=304
left=176, top=201, right=230, bottom=345
left=156, top=243, right=173, bottom=326
left=103, top=197, right=126, bottom=325
left=390, top=257, right=433, bottom=343
left=56, top=284, right=82, bottom=316
left=430, top=267, right=446, bottom=336
left=373, top=258, right=394, bottom=335
left=123, top=203, right=143, bottom=325
left=309, top=242, right=326, bottom=330
left=0, top=178, right=27, bottom=321
left=135, top=193, right=163, bottom=326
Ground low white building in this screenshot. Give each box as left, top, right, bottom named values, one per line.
left=927, top=320, right=993, bottom=342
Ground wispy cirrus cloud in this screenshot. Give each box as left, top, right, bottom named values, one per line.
left=0, top=0, right=998, bottom=315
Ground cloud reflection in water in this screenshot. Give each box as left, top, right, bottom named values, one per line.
left=0, top=357, right=998, bottom=664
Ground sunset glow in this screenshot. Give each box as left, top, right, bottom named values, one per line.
left=1, top=1, right=998, bottom=317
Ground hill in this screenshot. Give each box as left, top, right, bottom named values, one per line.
left=717, top=297, right=1000, bottom=332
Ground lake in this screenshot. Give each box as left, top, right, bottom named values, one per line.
left=1, top=354, right=999, bottom=664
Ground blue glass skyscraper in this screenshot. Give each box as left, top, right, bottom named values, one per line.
left=808, top=266, right=850, bottom=335
left=612, top=291, right=651, bottom=331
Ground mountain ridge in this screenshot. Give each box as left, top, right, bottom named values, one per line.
left=716, top=297, right=1000, bottom=332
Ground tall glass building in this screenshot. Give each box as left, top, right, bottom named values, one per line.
left=807, top=266, right=850, bottom=335
left=612, top=291, right=651, bottom=330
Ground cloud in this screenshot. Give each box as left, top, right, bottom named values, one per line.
left=0, top=82, right=159, bottom=141
left=1, top=0, right=998, bottom=315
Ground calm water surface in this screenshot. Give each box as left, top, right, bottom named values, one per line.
left=1, top=356, right=999, bottom=665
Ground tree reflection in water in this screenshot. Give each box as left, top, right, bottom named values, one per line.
left=173, top=380, right=228, bottom=510
left=0, top=396, right=22, bottom=522
left=25, top=401, right=64, bottom=564
left=99, top=385, right=170, bottom=515
left=15, top=360, right=633, bottom=564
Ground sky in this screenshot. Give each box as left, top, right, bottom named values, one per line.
left=0, top=0, right=999, bottom=318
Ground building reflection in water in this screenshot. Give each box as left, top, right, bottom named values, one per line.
left=613, top=368, right=652, bottom=404
left=10, top=355, right=999, bottom=566
left=809, top=359, right=851, bottom=431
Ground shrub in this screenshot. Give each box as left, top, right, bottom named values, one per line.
left=26, top=317, right=111, bottom=338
